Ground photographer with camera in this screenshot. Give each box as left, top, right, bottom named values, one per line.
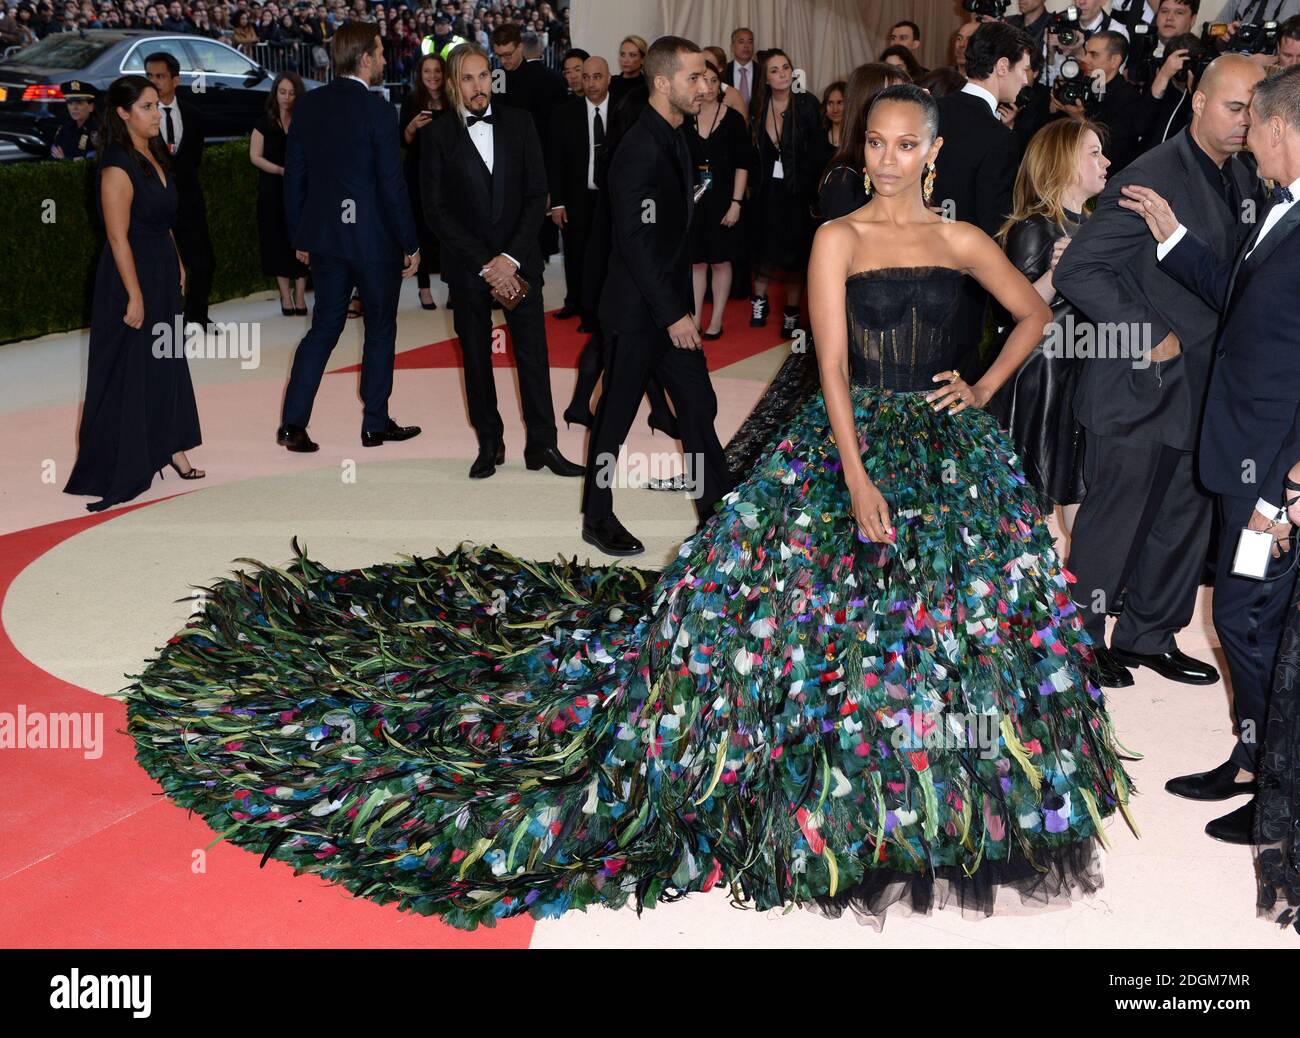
left=1137, top=31, right=1208, bottom=150
left=1070, top=29, right=1146, bottom=168
left=1046, top=1, right=1130, bottom=86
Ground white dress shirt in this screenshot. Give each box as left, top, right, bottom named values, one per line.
left=550, top=96, right=608, bottom=209
left=1157, top=173, right=1300, bottom=518
left=960, top=80, right=1000, bottom=118
left=465, top=105, right=520, bottom=272
left=467, top=102, right=496, bottom=173
left=158, top=97, right=183, bottom=152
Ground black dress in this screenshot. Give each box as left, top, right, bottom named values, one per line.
left=684, top=103, right=755, bottom=265
left=64, top=142, right=201, bottom=512
left=401, top=97, right=449, bottom=288
left=749, top=91, right=824, bottom=281
left=1259, top=589, right=1300, bottom=935
left=993, top=212, right=1086, bottom=509
left=256, top=114, right=307, bottom=279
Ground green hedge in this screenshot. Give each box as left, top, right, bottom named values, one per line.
left=0, top=138, right=265, bottom=345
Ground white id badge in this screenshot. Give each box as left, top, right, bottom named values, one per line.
left=772, top=158, right=785, bottom=179
left=1232, top=527, right=1275, bottom=580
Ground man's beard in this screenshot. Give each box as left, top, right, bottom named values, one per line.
left=669, top=87, right=701, bottom=118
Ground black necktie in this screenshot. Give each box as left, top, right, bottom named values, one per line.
left=592, top=108, right=604, bottom=148
left=163, top=104, right=175, bottom=149
left=467, top=113, right=494, bottom=126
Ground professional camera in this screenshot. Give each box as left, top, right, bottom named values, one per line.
left=1047, top=4, right=1084, bottom=49
left=1126, top=21, right=1158, bottom=87
left=1227, top=19, right=1280, bottom=55
left=1053, top=57, right=1101, bottom=112
left=1172, top=37, right=1215, bottom=90
left=962, top=0, right=1009, bottom=16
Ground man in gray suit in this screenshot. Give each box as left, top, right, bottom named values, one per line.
left=1054, top=54, right=1264, bottom=687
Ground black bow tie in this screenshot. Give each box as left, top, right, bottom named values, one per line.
left=1270, top=184, right=1294, bottom=204
left=467, top=113, right=494, bottom=126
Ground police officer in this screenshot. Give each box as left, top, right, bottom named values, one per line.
left=51, top=80, right=100, bottom=160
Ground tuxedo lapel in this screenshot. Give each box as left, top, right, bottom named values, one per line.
left=1240, top=201, right=1300, bottom=276
left=1225, top=201, right=1299, bottom=305
left=490, top=116, right=508, bottom=224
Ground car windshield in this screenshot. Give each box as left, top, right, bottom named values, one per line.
left=0, top=35, right=113, bottom=71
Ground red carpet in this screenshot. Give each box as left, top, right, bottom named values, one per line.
left=336, top=296, right=796, bottom=374
left=0, top=507, right=533, bottom=948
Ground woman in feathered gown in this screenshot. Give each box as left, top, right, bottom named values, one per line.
left=126, top=86, right=1135, bottom=931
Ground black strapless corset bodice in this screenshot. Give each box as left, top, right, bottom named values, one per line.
left=846, top=266, right=964, bottom=392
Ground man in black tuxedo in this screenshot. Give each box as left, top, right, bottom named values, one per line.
left=492, top=24, right=568, bottom=265
left=932, top=21, right=1034, bottom=381
left=580, top=35, right=731, bottom=556
left=1054, top=55, right=1265, bottom=689
left=278, top=22, right=422, bottom=452
left=421, top=42, right=582, bottom=481
left=144, top=52, right=213, bottom=330
left=1121, top=66, right=1300, bottom=843
left=547, top=56, right=610, bottom=327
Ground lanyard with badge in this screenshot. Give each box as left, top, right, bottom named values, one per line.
left=768, top=100, right=786, bottom=180
left=693, top=101, right=723, bottom=202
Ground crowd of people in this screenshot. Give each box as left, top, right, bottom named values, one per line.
left=0, top=0, right=569, bottom=85
left=42, top=3, right=1300, bottom=936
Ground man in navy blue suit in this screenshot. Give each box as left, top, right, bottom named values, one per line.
left=277, top=21, right=422, bottom=452
left=1121, top=65, right=1300, bottom=844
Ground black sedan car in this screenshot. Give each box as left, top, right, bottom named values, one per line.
left=0, top=30, right=322, bottom=156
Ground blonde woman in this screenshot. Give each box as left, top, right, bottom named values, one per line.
left=994, top=118, right=1110, bottom=531
left=609, top=34, right=647, bottom=101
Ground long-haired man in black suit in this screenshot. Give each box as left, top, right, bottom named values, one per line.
left=421, top=42, right=583, bottom=480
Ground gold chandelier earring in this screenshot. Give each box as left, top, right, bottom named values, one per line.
left=923, top=162, right=936, bottom=205
left=863, top=170, right=872, bottom=195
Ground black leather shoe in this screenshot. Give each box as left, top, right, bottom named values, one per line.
left=524, top=445, right=584, bottom=477
left=554, top=305, right=579, bottom=319
left=1205, top=799, right=1256, bottom=845
left=582, top=515, right=645, bottom=556
left=276, top=423, right=319, bottom=453
left=469, top=443, right=505, bottom=479
left=1110, top=645, right=1219, bottom=685
left=361, top=420, right=422, bottom=447
left=470, top=444, right=504, bottom=481
left=1092, top=645, right=1134, bottom=688
left=1166, top=759, right=1256, bottom=801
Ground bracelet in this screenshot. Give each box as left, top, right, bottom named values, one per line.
left=1286, top=476, right=1300, bottom=491
left=731, top=197, right=744, bottom=205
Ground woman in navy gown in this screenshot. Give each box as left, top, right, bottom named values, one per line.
left=64, top=75, right=203, bottom=513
